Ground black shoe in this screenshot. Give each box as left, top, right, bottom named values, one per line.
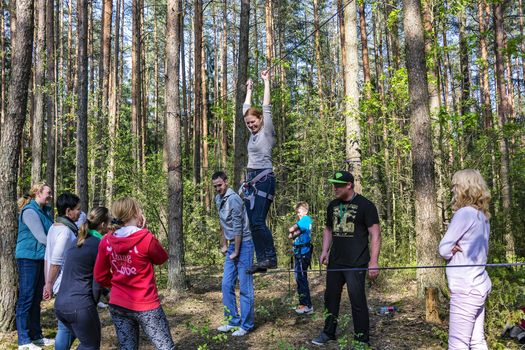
left=246, top=259, right=276, bottom=274
left=311, top=332, right=335, bottom=346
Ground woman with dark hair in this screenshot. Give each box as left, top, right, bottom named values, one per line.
left=44, top=192, right=81, bottom=350
left=15, top=182, right=55, bottom=350
left=242, top=69, right=278, bottom=274
left=54, top=207, right=110, bottom=350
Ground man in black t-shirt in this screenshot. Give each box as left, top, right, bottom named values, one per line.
left=312, top=171, right=381, bottom=347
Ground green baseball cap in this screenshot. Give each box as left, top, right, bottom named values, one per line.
left=328, top=171, right=354, bottom=184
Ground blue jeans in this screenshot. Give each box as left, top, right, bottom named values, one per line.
left=55, top=319, right=75, bottom=350
left=55, top=305, right=99, bottom=350
left=16, top=259, right=44, bottom=345
left=222, top=240, right=254, bottom=331
left=294, top=250, right=312, bottom=307
left=245, top=169, right=277, bottom=263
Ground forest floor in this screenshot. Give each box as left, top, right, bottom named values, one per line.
left=0, top=266, right=521, bottom=349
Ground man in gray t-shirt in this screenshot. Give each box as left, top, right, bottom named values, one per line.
left=212, top=171, right=254, bottom=336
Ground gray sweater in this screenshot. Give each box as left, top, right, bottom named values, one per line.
left=215, top=188, right=252, bottom=241
left=243, top=103, right=276, bottom=169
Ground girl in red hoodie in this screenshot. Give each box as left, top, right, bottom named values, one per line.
left=94, top=197, right=175, bottom=350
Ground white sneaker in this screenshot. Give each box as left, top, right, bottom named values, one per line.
left=217, top=324, right=236, bottom=332
left=232, top=328, right=248, bottom=337
left=97, top=301, right=109, bottom=308
left=295, top=305, right=314, bottom=315
left=32, top=338, right=54, bottom=347
left=18, top=343, right=42, bottom=350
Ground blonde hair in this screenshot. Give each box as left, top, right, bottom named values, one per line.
left=77, top=207, right=110, bottom=247
left=17, top=182, right=51, bottom=210
left=295, top=201, right=309, bottom=212
left=110, top=197, right=142, bottom=231
left=451, top=169, right=491, bottom=218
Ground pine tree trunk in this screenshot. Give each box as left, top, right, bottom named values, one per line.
left=201, top=32, right=210, bottom=209
left=76, top=0, right=89, bottom=212
left=180, top=8, right=189, bottom=158
left=45, top=0, right=56, bottom=190
left=31, top=0, right=46, bottom=185
left=233, top=0, right=250, bottom=187
left=0, top=2, right=5, bottom=133
left=344, top=0, right=361, bottom=192
left=478, top=0, right=492, bottom=129
left=132, top=0, right=142, bottom=172
left=403, top=0, right=445, bottom=313
left=493, top=2, right=515, bottom=259
left=220, top=0, right=228, bottom=167
left=337, top=0, right=346, bottom=92
left=107, top=0, right=121, bottom=205
left=265, top=0, right=273, bottom=67
left=314, top=0, right=323, bottom=117
left=166, top=0, right=187, bottom=291
left=193, top=0, right=202, bottom=185
left=0, top=0, right=34, bottom=331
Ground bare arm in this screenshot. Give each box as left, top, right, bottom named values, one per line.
left=367, top=224, right=381, bottom=279
left=219, top=228, right=227, bottom=255
left=261, top=70, right=270, bottom=106
left=244, top=79, right=253, bottom=106
left=320, top=226, right=333, bottom=265
left=43, top=264, right=61, bottom=300
left=230, top=235, right=242, bottom=260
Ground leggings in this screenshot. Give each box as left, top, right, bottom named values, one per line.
left=109, top=304, right=175, bottom=350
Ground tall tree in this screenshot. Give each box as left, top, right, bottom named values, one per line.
left=265, top=0, right=273, bottom=67
left=76, top=0, right=89, bottom=211
left=107, top=0, right=121, bottom=205
left=0, top=0, right=34, bottom=331
left=31, top=0, right=46, bottom=184
left=193, top=0, right=202, bottom=185
left=166, top=0, right=187, bottom=291
left=344, top=0, right=362, bottom=192
left=493, top=2, right=515, bottom=259
left=478, top=0, right=492, bottom=129
left=233, top=0, right=250, bottom=187
left=220, top=0, right=228, bottom=167
left=93, top=0, right=112, bottom=206
left=403, top=0, right=443, bottom=322
left=132, top=0, right=142, bottom=171
left=45, top=0, right=56, bottom=190
left=314, top=0, right=324, bottom=116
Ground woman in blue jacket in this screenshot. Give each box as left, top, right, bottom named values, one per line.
left=16, top=182, right=55, bottom=350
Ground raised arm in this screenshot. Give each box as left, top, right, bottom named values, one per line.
left=261, top=70, right=270, bottom=106
left=243, top=78, right=253, bottom=114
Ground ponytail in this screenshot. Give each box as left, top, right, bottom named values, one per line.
left=77, top=207, right=110, bottom=247
left=18, top=182, right=50, bottom=211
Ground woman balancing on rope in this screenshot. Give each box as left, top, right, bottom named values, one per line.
left=242, top=69, right=278, bottom=274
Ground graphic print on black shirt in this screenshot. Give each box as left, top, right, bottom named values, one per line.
left=325, top=194, right=379, bottom=266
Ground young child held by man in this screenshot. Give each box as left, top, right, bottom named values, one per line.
left=288, top=202, right=313, bottom=314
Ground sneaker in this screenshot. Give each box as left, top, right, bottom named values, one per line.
left=32, top=338, right=54, bottom=347
left=295, top=305, right=314, bottom=315
left=232, top=328, right=248, bottom=337
left=97, top=301, right=109, bottom=308
left=311, top=332, right=335, bottom=346
left=217, top=324, right=236, bottom=332
left=18, top=344, right=42, bottom=350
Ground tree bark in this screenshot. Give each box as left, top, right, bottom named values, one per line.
left=478, top=0, right=492, bottom=129
left=233, top=0, right=250, bottom=187
left=166, top=0, right=187, bottom=291
left=132, top=0, right=142, bottom=172
left=220, top=0, right=228, bottom=167
left=180, top=7, right=189, bottom=158
left=337, top=0, right=346, bottom=92
left=0, top=0, right=34, bottom=331
left=314, top=0, right=324, bottom=116
left=31, top=0, right=46, bottom=185
left=193, top=0, right=202, bottom=185
left=201, top=29, right=210, bottom=209
left=76, top=0, right=89, bottom=212
left=403, top=0, right=444, bottom=310
left=493, top=2, right=515, bottom=259
left=106, top=0, right=121, bottom=205
left=45, top=0, right=56, bottom=190
left=344, top=0, right=361, bottom=192
left=265, top=0, right=273, bottom=67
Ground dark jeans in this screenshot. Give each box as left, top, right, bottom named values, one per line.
left=16, top=259, right=44, bottom=345
left=245, top=168, right=277, bottom=263
left=110, top=305, right=175, bottom=350
left=294, top=251, right=312, bottom=307
left=323, top=263, right=369, bottom=343
left=55, top=305, right=100, bottom=350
